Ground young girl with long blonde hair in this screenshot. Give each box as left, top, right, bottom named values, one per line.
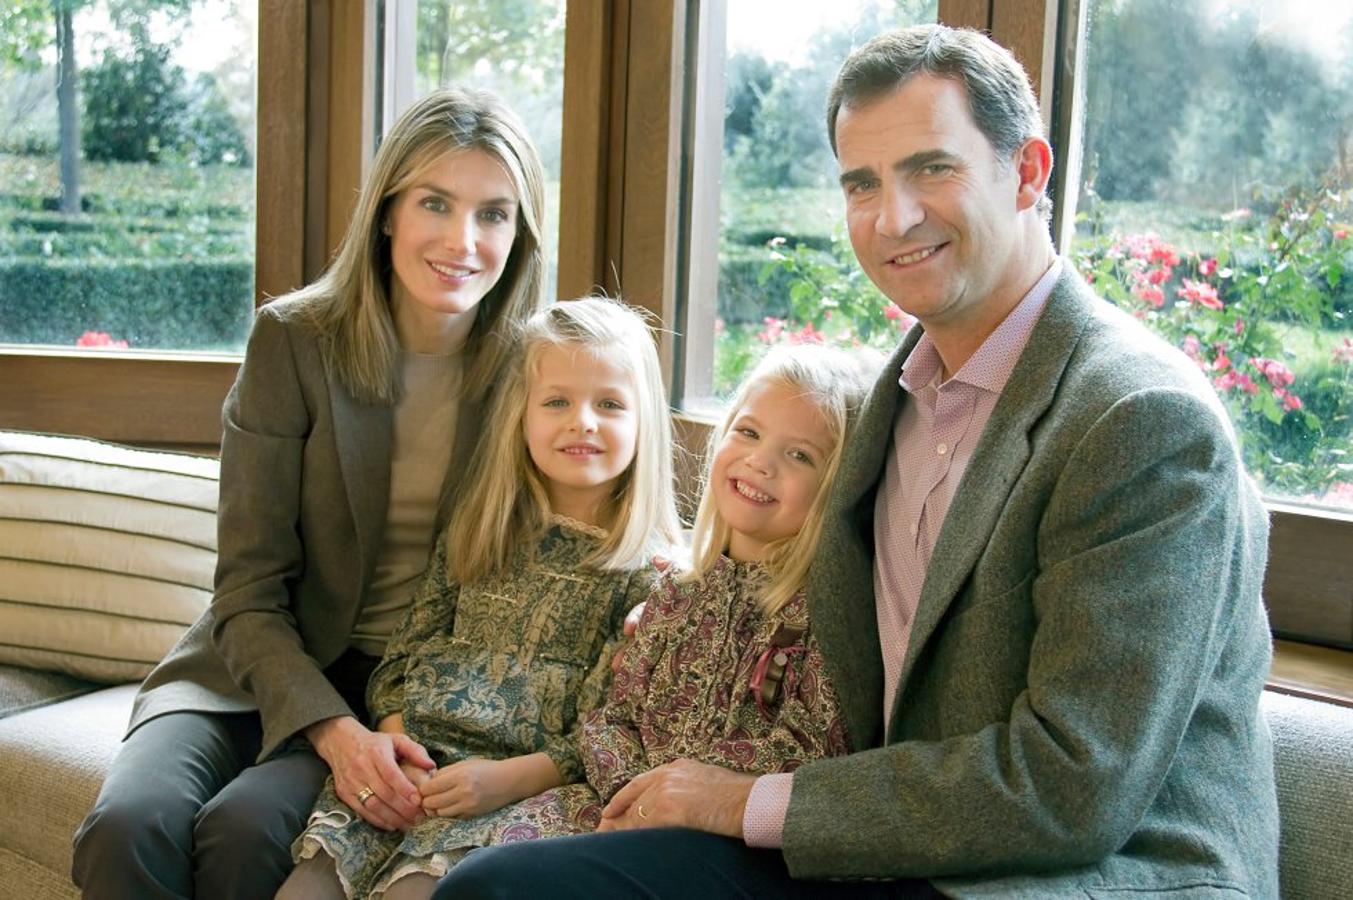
left=281, top=296, right=679, bottom=900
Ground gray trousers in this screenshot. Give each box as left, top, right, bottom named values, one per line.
left=71, top=650, right=378, bottom=900
left=70, top=710, right=328, bottom=900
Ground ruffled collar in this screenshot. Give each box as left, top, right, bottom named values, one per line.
left=550, top=513, right=609, bottom=540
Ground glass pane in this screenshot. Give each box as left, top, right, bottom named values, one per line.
left=0, top=0, right=256, bottom=353
left=1070, top=0, right=1353, bottom=511
left=407, top=0, right=565, bottom=292
left=685, top=0, right=938, bottom=412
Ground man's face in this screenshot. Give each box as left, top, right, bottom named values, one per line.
left=835, top=74, right=1024, bottom=331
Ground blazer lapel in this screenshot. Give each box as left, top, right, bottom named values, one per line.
left=331, top=382, right=392, bottom=589
left=809, top=330, right=919, bottom=751
left=891, top=273, right=1095, bottom=724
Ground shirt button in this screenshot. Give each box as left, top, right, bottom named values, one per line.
left=936, top=443, right=948, bottom=456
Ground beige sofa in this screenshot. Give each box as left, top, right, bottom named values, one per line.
left=2, top=429, right=1351, bottom=900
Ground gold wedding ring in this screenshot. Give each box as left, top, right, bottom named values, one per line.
left=356, top=786, right=375, bottom=805
left=636, top=803, right=648, bottom=820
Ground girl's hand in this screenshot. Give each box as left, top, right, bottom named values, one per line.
left=420, top=757, right=515, bottom=819
left=305, top=715, right=434, bottom=830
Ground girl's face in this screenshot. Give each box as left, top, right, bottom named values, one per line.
left=385, top=148, right=518, bottom=351
left=710, top=379, right=835, bottom=563
left=524, top=343, right=640, bottom=526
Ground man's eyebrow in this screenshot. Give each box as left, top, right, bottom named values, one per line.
left=896, top=149, right=957, bottom=173
left=839, top=149, right=959, bottom=189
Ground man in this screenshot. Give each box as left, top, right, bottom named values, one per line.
left=435, top=24, right=1278, bottom=898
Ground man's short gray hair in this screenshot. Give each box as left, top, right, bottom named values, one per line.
left=826, top=24, right=1044, bottom=163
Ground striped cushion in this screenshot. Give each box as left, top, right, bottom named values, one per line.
left=0, top=430, right=219, bottom=683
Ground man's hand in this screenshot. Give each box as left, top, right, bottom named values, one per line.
left=305, top=715, right=434, bottom=831
left=598, top=759, right=755, bottom=838
left=611, top=601, right=646, bottom=673
left=420, top=757, right=516, bottom=819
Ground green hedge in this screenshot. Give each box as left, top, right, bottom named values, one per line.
left=0, top=256, right=253, bottom=350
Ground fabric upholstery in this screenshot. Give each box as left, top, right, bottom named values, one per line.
left=1265, top=690, right=1353, bottom=899
left=0, top=682, right=136, bottom=899
left=0, top=663, right=99, bottom=719
left=0, top=431, right=218, bottom=682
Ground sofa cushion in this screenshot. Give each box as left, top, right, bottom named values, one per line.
left=0, top=431, right=219, bottom=683
left=0, top=682, right=136, bottom=899
left=1265, top=689, right=1353, bottom=899
left=0, top=664, right=100, bottom=719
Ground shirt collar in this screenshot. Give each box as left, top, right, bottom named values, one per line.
left=898, top=257, right=1062, bottom=396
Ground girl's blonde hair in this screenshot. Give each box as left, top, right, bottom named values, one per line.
left=287, top=87, right=547, bottom=405
left=687, top=345, right=872, bottom=618
left=447, top=296, right=680, bottom=583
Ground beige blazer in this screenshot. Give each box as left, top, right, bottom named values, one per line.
left=783, top=271, right=1279, bottom=897
left=130, top=297, right=482, bottom=761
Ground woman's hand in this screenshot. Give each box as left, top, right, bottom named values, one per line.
left=305, top=715, right=434, bottom=831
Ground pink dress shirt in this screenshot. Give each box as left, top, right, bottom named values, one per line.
left=743, top=259, right=1063, bottom=848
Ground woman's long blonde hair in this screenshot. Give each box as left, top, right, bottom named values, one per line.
left=686, top=345, right=871, bottom=618
left=286, top=87, right=547, bottom=405
left=447, top=296, right=680, bottom=583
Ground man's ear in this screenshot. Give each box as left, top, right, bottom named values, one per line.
left=1013, top=137, right=1053, bottom=212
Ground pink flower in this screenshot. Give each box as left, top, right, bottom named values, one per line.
left=757, top=317, right=786, bottom=344
left=1198, top=257, right=1218, bottom=277
left=884, top=302, right=904, bottom=320
left=1177, top=278, right=1222, bottom=310
left=1146, top=267, right=1170, bottom=286
left=1135, top=285, right=1166, bottom=307
left=1182, top=335, right=1202, bottom=359
left=1334, top=337, right=1353, bottom=363
left=714, top=317, right=725, bottom=336
left=1233, top=318, right=1245, bottom=335
left=788, top=322, right=825, bottom=345
left=1335, top=229, right=1349, bottom=241
left=1251, top=357, right=1295, bottom=387
left=1273, top=388, right=1303, bottom=411
left=76, top=331, right=129, bottom=349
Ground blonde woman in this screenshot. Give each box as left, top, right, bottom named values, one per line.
left=280, top=297, right=679, bottom=899
left=72, top=88, right=547, bottom=900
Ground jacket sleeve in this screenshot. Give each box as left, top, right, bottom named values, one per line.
left=367, top=535, right=461, bottom=723
left=208, top=305, right=352, bottom=758
left=782, top=386, right=1269, bottom=879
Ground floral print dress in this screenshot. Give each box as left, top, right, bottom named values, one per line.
left=292, top=518, right=657, bottom=898
left=565, top=556, right=849, bottom=808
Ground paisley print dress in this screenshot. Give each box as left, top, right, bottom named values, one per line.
left=292, top=518, right=657, bottom=898
left=577, top=556, right=849, bottom=803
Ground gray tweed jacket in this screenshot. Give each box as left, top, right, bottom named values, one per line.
left=785, top=270, right=1280, bottom=897
left=130, top=297, right=480, bottom=762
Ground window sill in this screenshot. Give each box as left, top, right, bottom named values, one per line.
left=1268, top=640, right=1353, bottom=709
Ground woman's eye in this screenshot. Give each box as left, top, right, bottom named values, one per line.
left=543, top=397, right=568, bottom=408
left=420, top=196, right=448, bottom=213
left=480, top=207, right=509, bottom=224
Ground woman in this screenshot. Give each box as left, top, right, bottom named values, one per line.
left=71, top=88, right=547, bottom=900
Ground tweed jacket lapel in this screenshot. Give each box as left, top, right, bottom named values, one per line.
left=808, top=328, right=920, bottom=751
left=889, top=272, right=1095, bottom=727
left=330, top=381, right=393, bottom=589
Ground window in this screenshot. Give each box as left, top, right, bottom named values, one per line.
left=0, top=0, right=257, bottom=354
left=378, top=0, right=566, bottom=294
left=1062, top=0, right=1353, bottom=512
left=679, top=0, right=938, bottom=415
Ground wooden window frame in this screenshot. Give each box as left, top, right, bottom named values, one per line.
left=649, top=0, right=1352, bottom=673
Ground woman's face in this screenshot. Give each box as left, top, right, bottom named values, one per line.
left=385, top=147, right=519, bottom=348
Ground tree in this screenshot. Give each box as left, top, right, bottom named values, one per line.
left=1, top=0, right=192, bottom=212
